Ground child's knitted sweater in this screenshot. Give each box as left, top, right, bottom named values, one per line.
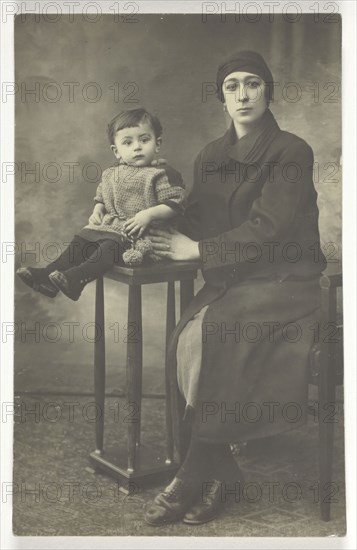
left=82, top=164, right=185, bottom=237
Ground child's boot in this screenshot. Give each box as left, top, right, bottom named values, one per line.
left=48, top=270, right=89, bottom=301
left=16, top=267, right=59, bottom=298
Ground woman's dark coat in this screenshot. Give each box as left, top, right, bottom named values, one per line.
left=169, top=108, right=327, bottom=443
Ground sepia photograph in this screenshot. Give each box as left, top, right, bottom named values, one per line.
left=1, top=1, right=356, bottom=548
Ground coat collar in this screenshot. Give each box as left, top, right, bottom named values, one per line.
left=223, top=108, right=280, bottom=164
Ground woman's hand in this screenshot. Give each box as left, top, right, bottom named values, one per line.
left=89, top=203, right=105, bottom=225
left=149, top=227, right=200, bottom=261
left=123, top=210, right=153, bottom=238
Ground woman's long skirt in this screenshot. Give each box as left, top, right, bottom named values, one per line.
left=172, top=275, right=321, bottom=443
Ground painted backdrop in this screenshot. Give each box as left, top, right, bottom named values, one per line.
left=14, top=14, right=342, bottom=395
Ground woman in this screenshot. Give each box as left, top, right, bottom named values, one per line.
left=145, top=51, right=327, bottom=526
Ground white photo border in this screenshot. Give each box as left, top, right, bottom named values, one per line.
left=1, top=1, right=355, bottom=549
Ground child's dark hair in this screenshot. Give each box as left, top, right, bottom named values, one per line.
left=107, top=108, right=163, bottom=145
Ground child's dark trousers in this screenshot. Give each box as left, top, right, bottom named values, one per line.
left=43, top=235, right=125, bottom=284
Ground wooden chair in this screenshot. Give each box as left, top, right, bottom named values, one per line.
left=169, top=269, right=344, bottom=522
left=309, top=269, right=343, bottom=521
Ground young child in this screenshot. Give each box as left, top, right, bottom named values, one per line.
left=16, top=108, right=185, bottom=301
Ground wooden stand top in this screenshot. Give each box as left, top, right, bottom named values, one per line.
left=104, top=260, right=202, bottom=285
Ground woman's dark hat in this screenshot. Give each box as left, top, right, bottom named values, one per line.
left=216, top=50, right=274, bottom=102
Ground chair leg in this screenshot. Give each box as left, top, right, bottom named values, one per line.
left=94, top=277, right=105, bottom=453
left=318, top=275, right=340, bottom=521
left=318, top=370, right=337, bottom=521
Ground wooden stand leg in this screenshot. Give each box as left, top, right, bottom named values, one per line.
left=165, top=281, right=176, bottom=464
left=94, top=277, right=105, bottom=454
left=126, top=285, right=142, bottom=472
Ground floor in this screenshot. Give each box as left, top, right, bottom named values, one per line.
left=13, top=390, right=346, bottom=537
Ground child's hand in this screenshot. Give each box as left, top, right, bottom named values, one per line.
left=123, top=210, right=153, bottom=237
left=89, top=203, right=105, bottom=225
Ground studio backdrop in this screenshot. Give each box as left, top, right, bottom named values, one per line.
left=14, top=14, right=341, bottom=396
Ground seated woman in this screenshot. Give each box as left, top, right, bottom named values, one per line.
left=145, top=50, right=327, bottom=526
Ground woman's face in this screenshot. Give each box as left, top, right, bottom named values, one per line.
left=222, top=71, right=268, bottom=126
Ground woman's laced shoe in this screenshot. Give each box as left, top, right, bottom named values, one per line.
left=182, top=452, right=245, bottom=525
left=16, top=267, right=59, bottom=298
left=145, top=477, right=200, bottom=526
left=48, top=270, right=86, bottom=301
left=182, top=479, right=224, bottom=525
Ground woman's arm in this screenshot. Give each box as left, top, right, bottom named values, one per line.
left=177, top=151, right=203, bottom=241
left=150, top=140, right=316, bottom=265
left=148, top=151, right=203, bottom=260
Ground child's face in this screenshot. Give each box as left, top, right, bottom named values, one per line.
left=111, top=122, right=161, bottom=166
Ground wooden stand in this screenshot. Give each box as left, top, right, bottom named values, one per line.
left=89, top=261, right=199, bottom=490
